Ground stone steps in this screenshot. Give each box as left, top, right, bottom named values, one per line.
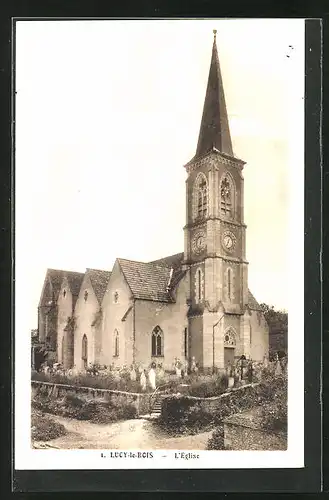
left=148, top=395, right=166, bottom=418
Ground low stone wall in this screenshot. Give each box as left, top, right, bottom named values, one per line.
left=31, top=380, right=150, bottom=416
left=161, top=383, right=260, bottom=421
left=223, top=408, right=287, bottom=450
left=189, top=383, right=260, bottom=411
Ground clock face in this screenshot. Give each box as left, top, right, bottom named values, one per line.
left=192, top=231, right=206, bottom=254
left=222, top=231, right=236, bottom=252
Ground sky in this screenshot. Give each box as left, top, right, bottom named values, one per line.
left=15, top=19, right=305, bottom=332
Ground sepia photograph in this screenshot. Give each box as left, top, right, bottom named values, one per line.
left=14, top=18, right=304, bottom=469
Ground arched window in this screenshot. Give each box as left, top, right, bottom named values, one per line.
left=198, top=269, right=202, bottom=301
left=226, top=267, right=234, bottom=302
left=227, top=268, right=232, bottom=300
left=193, top=173, right=208, bottom=220
left=82, top=334, right=88, bottom=369
left=220, top=174, right=234, bottom=218
left=224, top=328, right=237, bottom=347
left=195, top=267, right=204, bottom=303
left=151, top=326, right=163, bottom=357
left=113, top=329, right=119, bottom=357
left=184, top=327, right=188, bottom=358
left=224, top=327, right=237, bottom=367
left=249, top=323, right=252, bottom=345
left=61, top=335, right=65, bottom=363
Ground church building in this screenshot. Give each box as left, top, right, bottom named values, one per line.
left=37, top=32, right=269, bottom=372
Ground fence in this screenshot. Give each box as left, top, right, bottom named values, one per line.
left=31, top=380, right=150, bottom=416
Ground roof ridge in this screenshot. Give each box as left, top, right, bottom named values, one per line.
left=117, top=257, right=148, bottom=264
left=118, top=257, right=167, bottom=268
left=86, top=268, right=111, bottom=273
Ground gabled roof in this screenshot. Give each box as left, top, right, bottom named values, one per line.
left=149, top=252, right=184, bottom=269
left=65, top=271, right=85, bottom=297
left=39, top=269, right=84, bottom=307
left=149, top=252, right=186, bottom=290
left=86, top=268, right=111, bottom=304
left=247, top=290, right=262, bottom=311
left=46, top=269, right=66, bottom=296
left=39, top=269, right=65, bottom=307
left=40, top=258, right=262, bottom=312
left=117, top=258, right=174, bottom=303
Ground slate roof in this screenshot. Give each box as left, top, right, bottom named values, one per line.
left=40, top=256, right=262, bottom=312
left=65, top=271, right=85, bottom=297
left=149, top=252, right=184, bottom=269
left=46, top=269, right=66, bottom=297
left=149, top=252, right=186, bottom=292
left=86, top=268, right=111, bottom=304
left=194, top=33, right=234, bottom=160
left=117, top=258, right=177, bottom=303
left=39, top=269, right=84, bottom=307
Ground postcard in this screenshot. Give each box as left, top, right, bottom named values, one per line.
left=14, top=18, right=305, bottom=470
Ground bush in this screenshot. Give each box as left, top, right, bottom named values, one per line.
left=261, top=399, right=287, bottom=433
left=207, top=426, right=225, bottom=450
left=260, top=375, right=287, bottom=433
left=188, top=374, right=228, bottom=398
left=64, top=392, right=85, bottom=408
left=162, top=373, right=288, bottom=437
left=32, top=370, right=148, bottom=393
left=206, top=373, right=288, bottom=449
left=32, top=392, right=137, bottom=424
left=31, top=410, right=67, bottom=441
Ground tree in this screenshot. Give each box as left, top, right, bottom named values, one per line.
left=260, top=303, right=288, bottom=357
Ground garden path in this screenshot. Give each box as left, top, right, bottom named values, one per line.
left=33, top=414, right=212, bottom=450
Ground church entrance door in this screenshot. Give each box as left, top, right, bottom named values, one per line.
left=224, top=347, right=235, bottom=367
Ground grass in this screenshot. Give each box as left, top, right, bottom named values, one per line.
left=32, top=370, right=147, bottom=393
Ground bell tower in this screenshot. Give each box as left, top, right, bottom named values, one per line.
left=184, top=31, right=250, bottom=370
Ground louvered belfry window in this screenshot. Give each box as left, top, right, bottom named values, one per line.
left=197, top=177, right=208, bottom=219
left=220, top=176, right=232, bottom=216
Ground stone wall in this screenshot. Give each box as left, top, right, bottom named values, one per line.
left=223, top=409, right=287, bottom=450
left=161, top=383, right=260, bottom=421
left=31, top=380, right=150, bottom=416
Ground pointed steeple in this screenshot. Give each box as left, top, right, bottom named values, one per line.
left=195, top=30, right=233, bottom=159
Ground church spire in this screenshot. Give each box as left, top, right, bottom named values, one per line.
left=195, top=30, right=233, bottom=159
